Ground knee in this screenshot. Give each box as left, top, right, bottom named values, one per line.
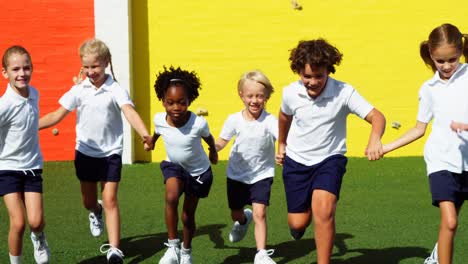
left=101, top=197, right=118, bottom=210
left=10, top=219, right=26, bottom=234
left=288, top=214, right=311, bottom=231
left=253, top=209, right=266, bottom=223
left=28, top=218, right=44, bottom=232
left=181, top=211, right=195, bottom=227
left=441, top=216, right=458, bottom=232
left=312, top=206, right=335, bottom=225
left=165, top=192, right=180, bottom=207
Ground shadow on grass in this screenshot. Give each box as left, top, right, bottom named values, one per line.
left=77, top=224, right=226, bottom=264
left=222, top=233, right=429, bottom=264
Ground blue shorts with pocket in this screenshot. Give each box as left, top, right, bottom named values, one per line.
left=0, top=169, right=43, bottom=196
left=429, top=170, right=468, bottom=208
left=74, top=150, right=122, bottom=182
left=160, top=161, right=213, bottom=198
left=282, top=154, right=347, bottom=213
left=227, top=177, right=273, bottom=210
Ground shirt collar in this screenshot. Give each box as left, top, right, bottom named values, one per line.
left=81, top=74, right=113, bottom=91
left=5, top=84, right=36, bottom=106
left=427, top=63, right=467, bottom=86
left=297, top=76, right=335, bottom=101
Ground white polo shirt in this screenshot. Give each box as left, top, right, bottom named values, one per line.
left=281, top=77, right=374, bottom=166
left=154, top=112, right=211, bottom=176
left=59, top=75, right=133, bottom=158
left=417, top=63, right=468, bottom=175
left=0, top=84, right=43, bottom=170
left=220, top=110, right=278, bottom=184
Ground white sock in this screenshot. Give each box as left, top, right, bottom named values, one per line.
left=431, top=243, right=438, bottom=259
left=32, top=231, right=44, bottom=238
left=181, top=245, right=191, bottom=253
left=9, top=253, right=22, bottom=264
left=168, top=238, right=180, bottom=246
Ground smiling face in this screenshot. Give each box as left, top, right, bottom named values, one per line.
left=81, top=53, right=108, bottom=88
left=239, top=79, right=267, bottom=120
left=430, top=43, right=461, bottom=80
left=163, top=85, right=190, bottom=127
left=2, top=52, right=32, bottom=97
left=299, top=64, right=329, bottom=99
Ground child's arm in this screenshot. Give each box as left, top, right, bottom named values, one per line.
left=215, top=138, right=230, bottom=152
left=383, top=121, right=427, bottom=154
left=203, top=134, right=218, bottom=164
left=450, top=121, right=468, bottom=132
left=39, top=106, right=70, bottom=130
left=276, top=110, right=293, bottom=165
left=121, top=104, right=153, bottom=150
left=363, top=108, right=386, bottom=161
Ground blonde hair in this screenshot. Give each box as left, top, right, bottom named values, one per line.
left=74, top=39, right=117, bottom=84
left=237, top=70, right=274, bottom=99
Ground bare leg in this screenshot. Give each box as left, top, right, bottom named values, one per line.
left=4, top=193, right=26, bottom=256
left=437, top=201, right=458, bottom=264
left=252, top=203, right=267, bottom=250
left=101, top=181, right=120, bottom=247
left=165, top=177, right=184, bottom=239
left=311, top=189, right=337, bottom=264
left=181, top=195, right=199, bottom=249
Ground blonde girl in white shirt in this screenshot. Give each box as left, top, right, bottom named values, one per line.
left=39, top=39, right=152, bottom=263
left=383, top=24, right=468, bottom=264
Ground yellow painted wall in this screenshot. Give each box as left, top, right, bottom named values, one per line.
left=132, top=0, right=467, bottom=161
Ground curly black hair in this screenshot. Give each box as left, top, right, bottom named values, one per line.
left=154, top=66, right=201, bottom=104
left=289, top=39, right=343, bottom=74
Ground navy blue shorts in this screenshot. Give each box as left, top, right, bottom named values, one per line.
left=227, top=177, right=273, bottom=210
left=429, top=170, right=468, bottom=208
left=74, top=151, right=122, bottom=182
left=160, top=161, right=213, bottom=198
left=282, top=155, right=347, bottom=213
left=0, top=169, right=43, bottom=196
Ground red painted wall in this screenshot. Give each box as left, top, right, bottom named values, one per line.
left=0, top=0, right=95, bottom=161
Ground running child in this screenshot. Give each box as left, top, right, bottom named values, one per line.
left=39, top=39, right=152, bottom=263
left=151, top=66, right=218, bottom=264
left=276, top=39, right=386, bottom=264
left=215, top=70, right=278, bottom=264
left=0, top=45, right=51, bottom=264
left=382, top=23, right=468, bottom=264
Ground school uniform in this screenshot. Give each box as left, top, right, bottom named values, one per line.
left=154, top=111, right=214, bottom=198
left=0, top=84, right=43, bottom=195
left=59, top=75, right=133, bottom=182
left=280, top=77, right=374, bottom=212
left=219, top=110, right=277, bottom=209
left=417, top=63, right=468, bottom=207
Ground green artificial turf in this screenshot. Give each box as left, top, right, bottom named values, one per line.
left=0, top=158, right=466, bottom=263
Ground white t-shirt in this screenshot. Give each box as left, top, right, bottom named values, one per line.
left=59, top=75, right=133, bottom=157
left=417, top=63, right=468, bottom=175
left=154, top=112, right=211, bottom=176
left=281, top=77, right=374, bottom=166
left=220, top=110, right=278, bottom=184
left=0, top=84, right=43, bottom=170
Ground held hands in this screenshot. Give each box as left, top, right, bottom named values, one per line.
left=275, top=144, right=286, bottom=165
left=142, top=135, right=154, bottom=151
left=208, top=148, right=218, bottom=165
left=365, top=139, right=384, bottom=161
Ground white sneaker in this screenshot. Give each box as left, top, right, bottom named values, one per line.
left=424, top=243, right=438, bottom=264
left=229, top=208, right=253, bottom=242
left=254, top=249, right=276, bottom=264
left=180, top=246, right=193, bottom=264
left=30, top=232, right=50, bottom=264
left=100, top=244, right=124, bottom=264
left=159, top=239, right=180, bottom=264
left=89, top=200, right=104, bottom=237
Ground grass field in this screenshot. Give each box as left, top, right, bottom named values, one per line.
left=1, top=157, right=467, bottom=263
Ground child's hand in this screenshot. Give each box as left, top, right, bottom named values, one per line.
left=365, top=140, right=384, bottom=161
left=142, top=135, right=154, bottom=151
left=276, top=144, right=286, bottom=165
left=209, top=148, right=218, bottom=164
left=451, top=121, right=465, bottom=133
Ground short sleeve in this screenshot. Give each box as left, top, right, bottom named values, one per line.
left=59, top=86, right=79, bottom=111
left=416, top=86, right=433, bottom=123
left=112, top=84, right=134, bottom=108
left=346, top=88, right=374, bottom=119
left=198, top=116, right=211, bottom=138
left=219, top=114, right=237, bottom=140
left=280, top=88, right=294, bottom=115
left=267, top=115, right=278, bottom=140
